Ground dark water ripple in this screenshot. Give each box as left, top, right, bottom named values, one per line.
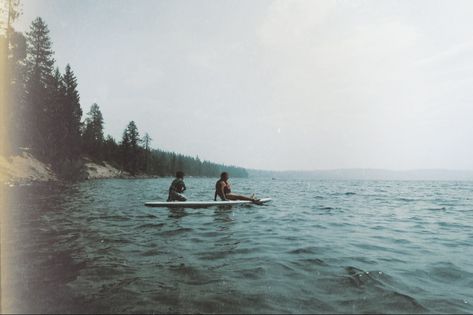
left=3, top=179, right=473, bottom=313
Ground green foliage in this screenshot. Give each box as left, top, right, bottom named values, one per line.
left=120, top=120, right=141, bottom=175
left=62, top=64, right=82, bottom=157
left=26, top=17, right=55, bottom=87
left=99, top=120, right=248, bottom=178
left=54, top=158, right=86, bottom=181
left=82, top=103, right=104, bottom=159
left=24, top=17, right=56, bottom=158
left=7, top=14, right=248, bottom=180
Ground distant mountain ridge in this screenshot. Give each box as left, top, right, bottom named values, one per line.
left=248, top=168, right=473, bottom=181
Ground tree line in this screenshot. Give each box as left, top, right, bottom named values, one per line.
left=1, top=7, right=247, bottom=179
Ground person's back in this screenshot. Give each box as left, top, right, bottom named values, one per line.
left=167, top=171, right=187, bottom=201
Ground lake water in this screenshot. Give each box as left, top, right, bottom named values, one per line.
left=3, top=178, right=473, bottom=313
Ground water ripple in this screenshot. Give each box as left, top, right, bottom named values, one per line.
left=4, top=178, right=473, bottom=313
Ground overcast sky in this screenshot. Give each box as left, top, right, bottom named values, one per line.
left=16, top=0, right=473, bottom=171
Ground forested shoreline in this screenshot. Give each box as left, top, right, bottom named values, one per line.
left=1, top=6, right=247, bottom=179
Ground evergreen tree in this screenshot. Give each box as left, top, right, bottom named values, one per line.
left=48, top=67, right=66, bottom=159
left=143, top=132, right=152, bottom=172
left=24, top=17, right=56, bottom=158
left=170, top=153, right=177, bottom=174
left=62, top=64, right=82, bottom=157
left=82, top=103, right=104, bottom=159
left=2, top=12, right=250, bottom=179
left=103, top=135, right=119, bottom=164
left=120, top=121, right=141, bottom=175
left=26, top=17, right=55, bottom=87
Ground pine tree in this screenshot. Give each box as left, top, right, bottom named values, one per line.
left=62, top=64, right=82, bottom=157
left=143, top=132, right=151, bottom=172
left=24, top=17, right=56, bottom=158
left=26, top=17, right=55, bottom=87
left=82, top=103, right=104, bottom=159
left=170, top=153, right=177, bottom=175
left=103, top=135, right=119, bottom=164
left=49, top=67, right=66, bottom=159
left=120, top=121, right=141, bottom=175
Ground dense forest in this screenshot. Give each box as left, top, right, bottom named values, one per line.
left=1, top=2, right=247, bottom=179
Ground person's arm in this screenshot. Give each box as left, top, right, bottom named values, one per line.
left=218, top=182, right=227, bottom=200
left=181, top=181, right=186, bottom=192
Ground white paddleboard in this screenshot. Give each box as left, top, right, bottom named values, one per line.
left=144, top=198, right=272, bottom=208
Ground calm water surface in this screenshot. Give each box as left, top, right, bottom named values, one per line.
left=4, top=178, right=473, bottom=313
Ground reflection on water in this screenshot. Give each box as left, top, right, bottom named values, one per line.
left=3, top=178, right=473, bottom=313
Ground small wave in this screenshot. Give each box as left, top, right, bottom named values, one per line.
left=92, top=215, right=130, bottom=222
left=288, top=247, right=320, bottom=255
left=168, top=264, right=217, bottom=285
left=381, top=291, right=428, bottom=313
left=101, top=238, right=132, bottom=244
left=338, top=266, right=428, bottom=313
left=426, top=206, right=447, bottom=211
left=135, top=214, right=159, bottom=219
left=159, top=227, right=193, bottom=236
left=297, top=258, right=328, bottom=266
left=396, top=197, right=417, bottom=202
left=427, top=261, right=473, bottom=282
left=137, top=223, right=165, bottom=229
left=342, top=266, right=396, bottom=288
left=98, top=277, right=140, bottom=294
left=197, top=251, right=229, bottom=260
left=141, top=249, right=161, bottom=256
left=330, top=192, right=356, bottom=196
left=236, top=266, right=266, bottom=280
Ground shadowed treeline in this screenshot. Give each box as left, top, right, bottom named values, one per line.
left=1, top=3, right=247, bottom=179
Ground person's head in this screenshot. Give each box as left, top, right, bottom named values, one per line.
left=176, top=171, right=184, bottom=179
left=220, top=172, right=229, bottom=181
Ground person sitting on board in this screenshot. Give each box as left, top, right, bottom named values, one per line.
left=167, top=171, right=187, bottom=201
left=214, top=172, right=262, bottom=205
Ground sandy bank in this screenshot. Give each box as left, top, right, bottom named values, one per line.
left=1, top=152, right=150, bottom=185
left=0, top=152, right=57, bottom=185
left=84, top=160, right=129, bottom=179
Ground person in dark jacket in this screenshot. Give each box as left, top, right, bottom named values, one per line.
left=167, top=171, right=187, bottom=201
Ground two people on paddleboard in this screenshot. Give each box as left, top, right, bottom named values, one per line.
left=167, top=171, right=262, bottom=204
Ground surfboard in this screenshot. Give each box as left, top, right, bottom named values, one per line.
left=144, top=198, right=272, bottom=208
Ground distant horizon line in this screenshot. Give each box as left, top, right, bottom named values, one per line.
left=247, top=168, right=473, bottom=172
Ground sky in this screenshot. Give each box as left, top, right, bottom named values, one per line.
left=15, top=0, right=473, bottom=171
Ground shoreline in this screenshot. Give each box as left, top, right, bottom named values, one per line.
left=1, top=153, right=233, bottom=186
left=0, top=153, right=159, bottom=186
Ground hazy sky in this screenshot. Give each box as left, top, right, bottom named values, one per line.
left=16, top=0, right=473, bottom=170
